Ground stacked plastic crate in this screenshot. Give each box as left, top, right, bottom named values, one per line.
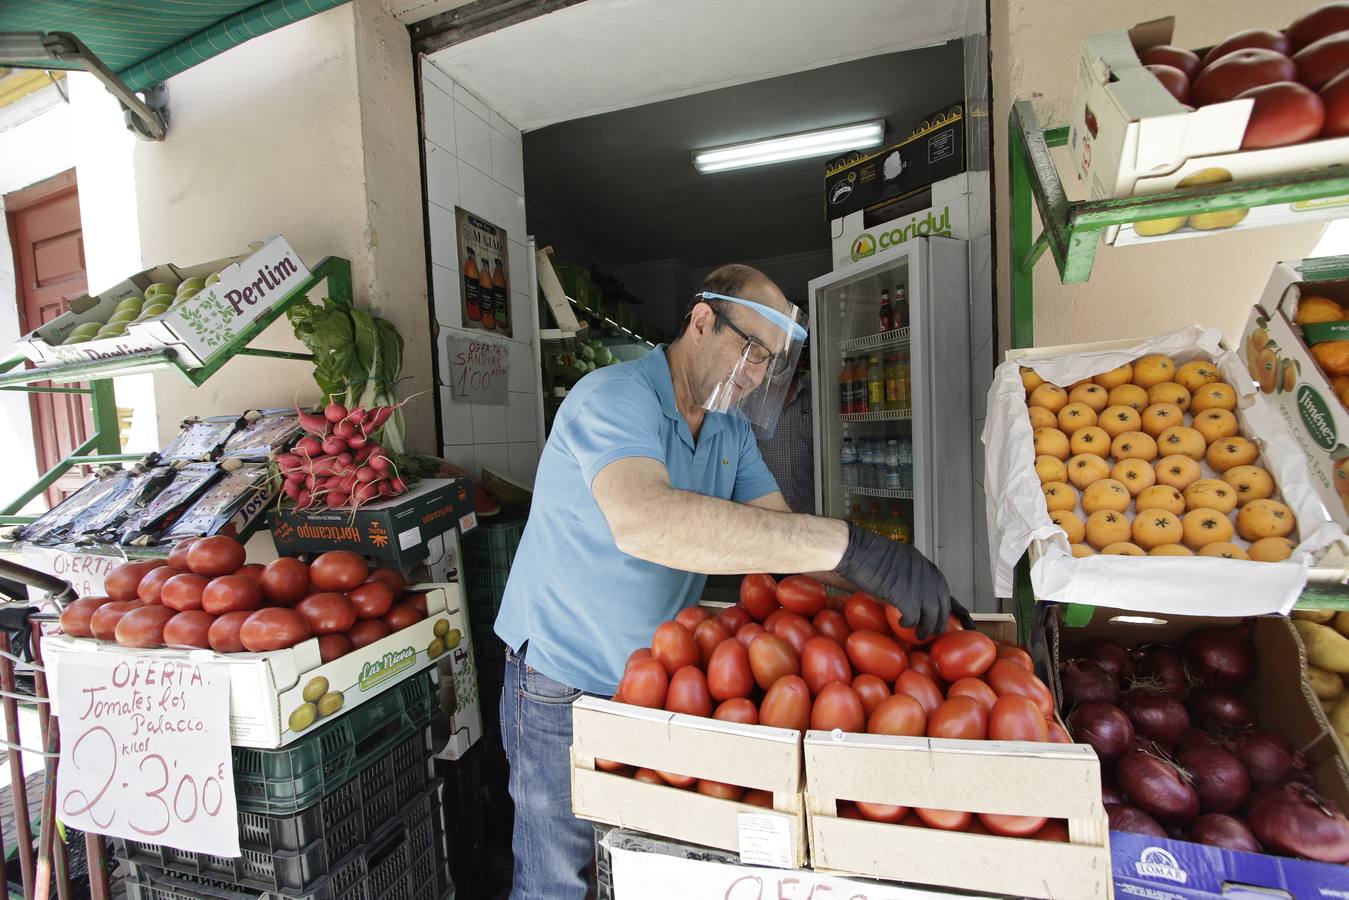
left=112, top=674, right=453, bottom=900
left=461, top=514, right=524, bottom=718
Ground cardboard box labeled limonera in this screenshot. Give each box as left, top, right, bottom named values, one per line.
left=1069, top=18, right=1349, bottom=246
left=45, top=583, right=466, bottom=749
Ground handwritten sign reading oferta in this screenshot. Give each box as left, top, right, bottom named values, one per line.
left=56, top=656, right=239, bottom=857
left=448, top=334, right=510, bottom=406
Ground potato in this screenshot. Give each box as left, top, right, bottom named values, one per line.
left=1331, top=697, right=1349, bottom=749
left=1337, top=611, right=1349, bottom=637
left=1293, top=609, right=1337, bottom=624
left=1308, top=665, right=1345, bottom=700
left=1294, top=620, right=1349, bottom=674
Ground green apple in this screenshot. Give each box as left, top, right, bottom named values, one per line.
left=63, top=333, right=89, bottom=345
left=175, top=287, right=200, bottom=302
left=176, top=277, right=206, bottom=295
left=145, top=283, right=176, bottom=299
left=204, top=271, right=222, bottom=287
left=116, top=295, right=143, bottom=310
left=96, top=322, right=128, bottom=337
left=140, top=302, right=170, bottom=319
left=70, top=321, right=101, bottom=334
left=109, top=309, right=139, bottom=325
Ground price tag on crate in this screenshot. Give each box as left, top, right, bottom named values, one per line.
left=55, top=655, right=239, bottom=857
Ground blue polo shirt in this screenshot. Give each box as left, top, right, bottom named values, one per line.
left=493, top=346, right=780, bottom=694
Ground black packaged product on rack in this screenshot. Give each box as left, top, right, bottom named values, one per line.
left=72, top=466, right=178, bottom=544
left=11, top=469, right=129, bottom=545
left=160, top=463, right=274, bottom=542
left=116, top=462, right=222, bottom=544
left=159, top=415, right=245, bottom=462
left=221, top=409, right=304, bottom=459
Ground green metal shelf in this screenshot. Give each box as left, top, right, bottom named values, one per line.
left=0, top=256, right=351, bottom=526
left=1007, top=99, right=1349, bottom=619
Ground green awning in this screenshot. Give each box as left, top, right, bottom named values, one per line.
left=1, top=0, right=348, bottom=92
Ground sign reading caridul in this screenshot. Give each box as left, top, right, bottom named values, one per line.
left=447, top=333, right=511, bottom=406
left=56, top=655, right=239, bottom=857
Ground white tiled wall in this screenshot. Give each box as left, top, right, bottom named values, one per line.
left=421, top=57, right=542, bottom=488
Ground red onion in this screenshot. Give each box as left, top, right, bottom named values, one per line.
left=1184, top=626, right=1256, bottom=689
left=1080, top=638, right=1136, bottom=680
left=1118, top=750, right=1201, bottom=825
left=1102, top=783, right=1125, bottom=806
left=1248, top=783, right=1349, bottom=863
left=1068, top=703, right=1135, bottom=762
left=1107, top=803, right=1168, bottom=837
left=1176, top=729, right=1218, bottom=754
left=1230, top=731, right=1298, bottom=788
left=1061, top=659, right=1120, bottom=707
left=1188, top=814, right=1262, bottom=853
left=1187, top=689, right=1254, bottom=731
left=1177, top=742, right=1251, bottom=814
left=1121, top=690, right=1191, bottom=748
left=1135, top=646, right=1190, bottom=699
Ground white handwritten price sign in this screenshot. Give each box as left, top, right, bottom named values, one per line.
left=448, top=334, right=510, bottom=406
left=56, top=655, right=239, bottom=857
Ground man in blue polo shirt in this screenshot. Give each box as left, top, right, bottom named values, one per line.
left=494, top=264, right=955, bottom=899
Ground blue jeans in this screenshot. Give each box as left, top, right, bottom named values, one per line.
left=500, top=645, right=595, bottom=900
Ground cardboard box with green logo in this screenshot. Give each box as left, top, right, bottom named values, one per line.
left=1242, top=255, right=1349, bottom=530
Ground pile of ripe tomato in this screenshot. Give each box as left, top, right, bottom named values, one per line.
left=58, top=536, right=428, bottom=662
left=607, top=573, right=1071, bottom=838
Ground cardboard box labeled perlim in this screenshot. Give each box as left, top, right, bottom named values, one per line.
left=45, top=583, right=466, bottom=749
left=1242, top=254, right=1349, bottom=531
left=830, top=171, right=979, bottom=270
left=15, top=236, right=309, bottom=368
left=270, top=477, right=477, bottom=570
left=1069, top=17, right=1349, bottom=247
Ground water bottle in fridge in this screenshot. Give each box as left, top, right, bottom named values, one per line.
left=898, top=437, right=913, bottom=491
left=883, top=440, right=901, bottom=490
left=860, top=437, right=876, bottom=488
left=840, top=437, right=859, bottom=487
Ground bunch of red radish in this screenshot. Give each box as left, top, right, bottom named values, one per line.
left=604, top=573, right=1072, bottom=840
left=58, top=537, right=429, bottom=662
left=278, top=401, right=407, bottom=511
left=1062, top=626, right=1349, bottom=863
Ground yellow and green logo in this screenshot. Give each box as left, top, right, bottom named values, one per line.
left=850, top=234, right=877, bottom=261
left=358, top=646, right=417, bottom=690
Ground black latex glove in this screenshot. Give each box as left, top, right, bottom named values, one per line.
left=835, top=523, right=952, bottom=640
left=949, top=596, right=976, bottom=631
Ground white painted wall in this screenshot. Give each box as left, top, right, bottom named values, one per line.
left=421, top=58, right=542, bottom=487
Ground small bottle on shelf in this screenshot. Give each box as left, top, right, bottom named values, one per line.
left=867, top=355, right=884, bottom=411
left=883, top=440, right=901, bottom=490
left=898, top=437, right=913, bottom=491
left=853, top=358, right=868, bottom=415
left=878, top=288, right=893, bottom=334
left=894, top=285, right=908, bottom=329
left=884, top=354, right=900, bottom=410
left=840, top=437, right=859, bottom=487
left=839, top=357, right=853, bottom=415
left=887, top=504, right=912, bottom=544
left=897, top=348, right=911, bottom=409
left=868, top=503, right=885, bottom=535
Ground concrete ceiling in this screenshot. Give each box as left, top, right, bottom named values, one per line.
left=424, top=0, right=974, bottom=130
left=522, top=43, right=966, bottom=269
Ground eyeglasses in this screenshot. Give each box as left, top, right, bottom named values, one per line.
left=708, top=306, right=791, bottom=376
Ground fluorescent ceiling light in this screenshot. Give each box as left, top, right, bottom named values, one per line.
left=692, top=119, right=884, bottom=174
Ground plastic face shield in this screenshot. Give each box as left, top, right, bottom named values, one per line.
left=697, top=291, right=808, bottom=438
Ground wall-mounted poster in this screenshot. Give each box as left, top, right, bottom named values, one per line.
left=455, top=207, right=512, bottom=338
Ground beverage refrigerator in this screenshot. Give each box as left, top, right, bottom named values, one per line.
left=807, top=236, right=975, bottom=604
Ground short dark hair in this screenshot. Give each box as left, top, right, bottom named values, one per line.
left=674, top=264, right=768, bottom=342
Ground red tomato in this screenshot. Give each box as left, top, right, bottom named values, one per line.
left=1146, top=64, right=1191, bottom=103
left=707, top=639, right=754, bottom=702
left=1323, top=69, right=1349, bottom=135
left=845, top=630, right=908, bottom=682
left=309, top=550, right=368, bottom=591
left=1294, top=31, right=1349, bottom=89
left=759, top=675, right=812, bottom=732
left=837, top=800, right=866, bottom=820
left=407, top=593, right=429, bottom=618
left=595, top=758, right=629, bottom=774
left=908, top=650, right=939, bottom=682
left=1141, top=44, right=1202, bottom=79
left=887, top=606, right=962, bottom=646
left=812, top=609, right=851, bottom=645
left=201, top=574, right=263, bottom=615
left=105, top=560, right=166, bottom=603
left=894, top=670, right=944, bottom=717
left=988, top=695, right=1049, bottom=742
left=166, top=537, right=200, bottom=570
left=383, top=601, right=424, bottom=632
left=348, top=581, right=396, bottom=620
left=843, top=593, right=888, bottom=633
left=852, top=673, right=892, bottom=716
left=735, top=622, right=766, bottom=648
left=163, top=610, right=215, bottom=649
left=1192, top=48, right=1296, bottom=106
left=160, top=573, right=209, bottom=612
left=979, top=813, right=1049, bottom=837
left=366, top=567, right=407, bottom=595
left=236, top=563, right=265, bottom=581
left=801, top=636, right=853, bottom=695
left=317, top=633, right=352, bottom=663
left=90, top=601, right=141, bottom=640
left=811, top=682, right=866, bottom=733
left=748, top=634, right=800, bottom=690
left=930, top=630, right=997, bottom=681
left=59, top=596, right=112, bottom=637
left=928, top=696, right=988, bottom=740
left=947, top=677, right=999, bottom=711
left=777, top=575, right=827, bottom=617
left=1202, top=29, right=1291, bottom=67
left=996, top=644, right=1034, bottom=671
left=1288, top=3, right=1349, bottom=51
left=260, top=557, right=310, bottom=606
left=296, top=592, right=358, bottom=634
left=618, top=658, right=669, bottom=709
left=768, top=611, right=817, bottom=655
left=987, top=659, right=1054, bottom=717
left=1238, top=81, right=1327, bottom=147
left=697, top=780, right=744, bottom=801
left=115, top=605, right=177, bottom=648
left=739, top=573, right=780, bottom=620
left=136, top=565, right=183, bottom=605
left=207, top=610, right=250, bottom=652
left=632, top=768, right=665, bottom=786
left=867, top=694, right=926, bottom=736
left=763, top=609, right=787, bottom=631
left=240, top=608, right=311, bottom=652
left=1046, top=720, right=1073, bottom=744
left=717, top=605, right=752, bottom=634
left=652, top=622, right=699, bottom=675
left=714, top=697, right=759, bottom=725
left=1034, top=819, right=1071, bottom=842
left=693, top=618, right=733, bottom=666
left=855, top=801, right=909, bottom=823
left=347, top=618, right=390, bottom=649
left=657, top=771, right=695, bottom=789
left=675, top=606, right=710, bottom=632
left=186, top=536, right=247, bottom=577
left=915, top=808, right=973, bottom=831
left=742, top=789, right=773, bottom=808
left=625, top=647, right=653, bottom=671
left=666, top=666, right=713, bottom=717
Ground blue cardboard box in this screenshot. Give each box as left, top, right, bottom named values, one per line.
left=1111, top=829, right=1349, bottom=898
